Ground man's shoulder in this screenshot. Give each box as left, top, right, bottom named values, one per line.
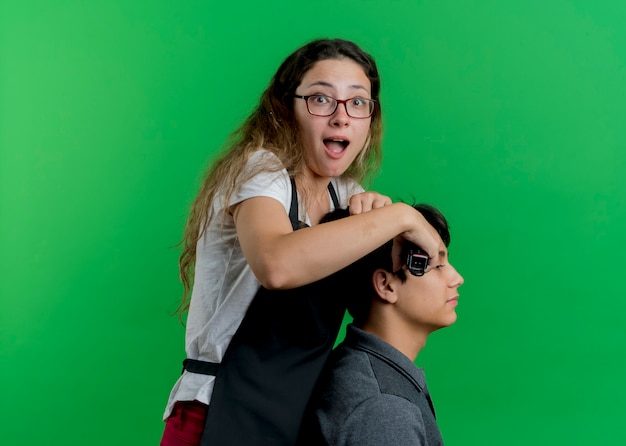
left=311, top=343, right=381, bottom=416
left=325, top=343, right=378, bottom=388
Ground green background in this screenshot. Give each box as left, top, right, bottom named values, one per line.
left=1, top=1, right=625, bottom=445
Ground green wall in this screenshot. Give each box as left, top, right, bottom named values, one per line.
left=1, top=1, right=625, bottom=444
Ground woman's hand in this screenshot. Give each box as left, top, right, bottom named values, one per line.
left=348, top=191, right=392, bottom=214
left=391, top=205, right=446, bottom=271
left=348, top=195, right=444, bottom=270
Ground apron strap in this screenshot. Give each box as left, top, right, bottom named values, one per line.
left=289, top=177, right=341, bottom=230
left=328, top=180, right=340, bottom=209
left=288, top=177, right=300, bottom=230
left=182, top=358, right=219, bottom=376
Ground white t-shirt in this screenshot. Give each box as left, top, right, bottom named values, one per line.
left=163, top=149, right=364, bottom=419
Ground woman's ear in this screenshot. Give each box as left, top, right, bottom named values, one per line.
left=372, top=269, right=398, bottom=304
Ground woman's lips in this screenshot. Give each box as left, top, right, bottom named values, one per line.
left=323, top=139, right=349, bottom=157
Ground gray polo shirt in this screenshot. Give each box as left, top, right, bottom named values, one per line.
left=306, top=325, right=444, bottom=445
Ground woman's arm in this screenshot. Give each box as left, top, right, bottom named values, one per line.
left=232, top=197, right=443, bottom=290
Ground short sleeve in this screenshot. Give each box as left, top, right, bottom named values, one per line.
left=228, top=150, right=291, bottom=213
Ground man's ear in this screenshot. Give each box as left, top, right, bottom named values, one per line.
left=372, top=269, right=398, bottom=304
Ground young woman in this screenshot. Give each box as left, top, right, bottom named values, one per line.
left=160, top=38, right=443, bottom=446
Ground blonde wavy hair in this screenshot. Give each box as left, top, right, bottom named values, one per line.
left=176, top=38, right=384, bottom=316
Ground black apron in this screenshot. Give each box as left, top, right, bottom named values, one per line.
left=184, top=179, right=347, bottom=446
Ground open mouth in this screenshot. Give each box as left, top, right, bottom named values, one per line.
left=323, top=138, right=349, bottom=154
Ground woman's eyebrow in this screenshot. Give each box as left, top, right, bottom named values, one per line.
left=305, top=80, right=333, bottom=89
left=305, top=80, right=369, bottom=93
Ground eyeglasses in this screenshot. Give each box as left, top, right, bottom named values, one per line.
left=294, top=94, right=376, bottom=119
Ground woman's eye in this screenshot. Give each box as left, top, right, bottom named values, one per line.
left=351, top=98, right=364, bottom=107
left=313, top=95, right=330, bottom=104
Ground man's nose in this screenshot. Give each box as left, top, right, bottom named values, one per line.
left=450, top=265, right=464, bottom=287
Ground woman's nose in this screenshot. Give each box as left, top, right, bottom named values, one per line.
left=330, top=103, right=350, bottom=127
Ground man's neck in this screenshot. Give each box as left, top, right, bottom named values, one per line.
left=360, top=318, right=430, bottom=362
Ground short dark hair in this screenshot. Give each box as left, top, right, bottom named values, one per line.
left=321, top=204, right=451, bottom=326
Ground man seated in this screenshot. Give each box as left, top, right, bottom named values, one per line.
left=299, top=203, right=464, bottom=446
